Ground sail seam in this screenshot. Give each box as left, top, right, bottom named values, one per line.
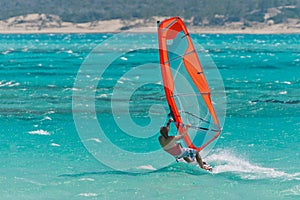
left=163, top=50, right=195, bottom=64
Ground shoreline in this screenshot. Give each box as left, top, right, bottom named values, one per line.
left=1, top=14, right=300, bottom=34
left=2, top=25, right=300, bottom=35
left=2, top=27, right=300, bottom=35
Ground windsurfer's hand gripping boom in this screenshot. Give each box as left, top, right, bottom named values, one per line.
left=166, top=118, right=173, bottom=128
left=174, top=123, right=191, bottom=141
left=170, top=119, right=220, bottom=133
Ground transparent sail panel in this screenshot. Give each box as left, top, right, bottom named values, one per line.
left=166, top=30, right=213, bottom=149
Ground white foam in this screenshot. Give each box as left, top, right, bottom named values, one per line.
left=47, top=110, right=55, bottom=114
left=279, top=91, right=287, bottom=95
left=1, top=48, right=14, bottom=55
left=86, top=138, right=102, bottom=143
left=0, top=80, right=20, bottom=87
left=281, top=185, right=300, bottom=196
left=136, top=165, right=157, bottom=171
left=9, top=82, right=20, bottom=87
left=79, top=178, right=95, bottom=182
left=28, top=130, right=50, bottom=135
left=283, top=81, right=292, bottom=85
left=62, top=87, right=80, bottom=92
left=42, top=116, right=52, bottom=121
left=97, top=94, right=108, bottom=98
left=120, top=56, right=128, bottom=61
left=78, top=193, right=98, bottom=197
left=206, top=149, right=300, bottom=180
left=50, top=143, right=60, bottom=147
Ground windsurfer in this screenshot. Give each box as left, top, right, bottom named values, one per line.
left=158, top=118, right=211, bottom=171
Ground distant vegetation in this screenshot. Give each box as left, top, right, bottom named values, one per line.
left=0, top=0, right=300, bottom=25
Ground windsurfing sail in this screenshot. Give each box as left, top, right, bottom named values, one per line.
left=157, top=16, right=221, bottom=152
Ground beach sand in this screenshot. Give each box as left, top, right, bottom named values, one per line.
left=1, top=13, right=300, bottom=34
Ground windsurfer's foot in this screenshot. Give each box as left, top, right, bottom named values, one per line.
left=203, top=166, right=212, bottom=171
left=202, top=163, right=212, bottom=171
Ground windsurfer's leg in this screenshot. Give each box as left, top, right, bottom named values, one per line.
left=195, top=152, right=205, bottom=169
left=196, top=153, right=211, bottom=170
left=183, top=157, right=193, bottom=163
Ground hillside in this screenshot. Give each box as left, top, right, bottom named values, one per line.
left=0, top=0, right=300, bottom=26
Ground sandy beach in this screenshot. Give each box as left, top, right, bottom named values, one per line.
left=1, top=13, right=300, bottom=34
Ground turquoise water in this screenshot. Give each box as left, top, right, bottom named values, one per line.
left=1, top=33, right=300, bottom=199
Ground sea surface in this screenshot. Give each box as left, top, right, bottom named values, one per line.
left=0, top=33, right=300, bottom=199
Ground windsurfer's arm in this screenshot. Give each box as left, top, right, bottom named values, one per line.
left=174, top=124, right=191, bottom=140
left=166, top=118, right=173, bottom=128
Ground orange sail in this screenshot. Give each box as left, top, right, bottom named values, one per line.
left=157, top=17, right=221, bottom=152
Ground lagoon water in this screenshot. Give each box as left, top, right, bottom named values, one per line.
left=1, top=33, right=300, bottom=199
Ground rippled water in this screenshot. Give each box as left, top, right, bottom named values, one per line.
left=0, top=33, right=300, bottom=199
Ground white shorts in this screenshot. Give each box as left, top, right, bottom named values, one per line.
left=176, top=148, right=197, bottom=159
